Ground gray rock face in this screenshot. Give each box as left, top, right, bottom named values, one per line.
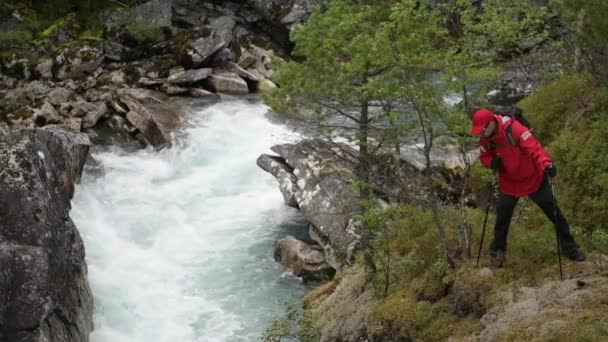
left=206, top=72, right=249, bottom=94
left=247, top=0, right=325, bottom=27
left=209, top=16, right=236, bottom=46
left=103, top=0, right=173, bottom=31
left=33, top=101, right=62, bottom=126
left=274, top=236, right=334, bottom=280
left=118, top=88, right=185, bottom=146
left=167, top=68, right=212, bottom=84
left=182, top=31, right=226, bottom=68
left=257, top=154, right=299, bottom=208
left=0, top=127, right=93, bottom=342
left=259, top=139, right=361, bottom=270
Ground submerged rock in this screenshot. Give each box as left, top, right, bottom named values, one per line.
left=118, top=88, right=185, bottom=147
left=274, top=236, right=334, bottom=281
left=260, top=139, right=361, bottom=270
left=0, top=127, right=93, bottom=342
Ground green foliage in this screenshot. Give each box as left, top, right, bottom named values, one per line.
left=261, top=299, right=320, bottom=342
left=0, top=30, right=32, bottom=49
left=548, top=114, right=608, bottom=233
left=553, top=0, right=608, bottom=49
left=518, top=74, right=608, bottom=235
left=519, top=73, right=596, bottom=142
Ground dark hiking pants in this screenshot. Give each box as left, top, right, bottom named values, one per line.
left=489, top=177, right=578, bottom=254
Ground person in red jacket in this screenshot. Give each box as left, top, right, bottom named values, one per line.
left=471, top=108, right=585, bottom=265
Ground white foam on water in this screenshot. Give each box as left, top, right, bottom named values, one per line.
left=72, top=101, right=306, bottom=342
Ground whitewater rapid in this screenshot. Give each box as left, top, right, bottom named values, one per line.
left=71, top=100, right=307, bottom=341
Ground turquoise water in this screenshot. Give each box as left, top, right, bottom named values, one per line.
left=72, top=101, right=307, bottom=341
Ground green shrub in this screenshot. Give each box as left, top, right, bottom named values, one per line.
left=0, top=30, right=32, bottom=49
left=262, top=299, right=320, bottom=342
left=519, top=73, right=597, bottom=143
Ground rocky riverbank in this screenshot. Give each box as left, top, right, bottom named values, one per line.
left=0, top=0, right=324, bottom=340
left=0, top=126, right=93, bottom=341
left=0, top=0, right=326, bottom=149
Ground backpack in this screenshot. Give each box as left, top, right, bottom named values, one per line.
left=491, top=106, right=532, bottom=148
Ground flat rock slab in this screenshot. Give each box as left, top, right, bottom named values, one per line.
left=167, top=68, right=212, bottom=84
left=118, top=88, right=185, bottom=147
left=207, top=73, right=249, bottom=95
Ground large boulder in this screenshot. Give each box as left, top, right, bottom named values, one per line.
left=257, top=154, right=299, bottom=208
left=175, top=29, right=227, bottom=69
left=0, top=127, right=93, bottom=342
left=167, top=68, right=212, bottom=85
left=118, top=88, right=185, bottom=147
left=274, top=236, right=334, bottom=280
left=102, top=0, right=173, bottom=31
left=206, top=72, right=249, bottom=94
left=259, top=140, right=361, bottom=270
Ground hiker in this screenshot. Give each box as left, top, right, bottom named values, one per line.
left=470, top=108, right=585, bottom=265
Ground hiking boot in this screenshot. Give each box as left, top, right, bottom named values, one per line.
left=563, top=248, right=586, bottom=262
left=489, top=249, right=505, bottom=267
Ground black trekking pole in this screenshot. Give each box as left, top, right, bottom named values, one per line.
left=549, top=177, right=563, bottom=281
left=476, top=201, right=491, bottom=267
left=476, top=179, right=497, bottom=267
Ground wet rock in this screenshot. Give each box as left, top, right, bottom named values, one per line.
left=161, top=83, right=189, bottom=96
left=260, top=140, right=361, bottom=270
left=189, top=88, right=219, bottom=98
left=0, top=128, right=93, bottom=342
left=274, top=236, right=334, bottom=280
left=167, top=68, right=212, bottom=85
left=118, top=88, right=185, bottom=146
left=206, top=72, right=249, bottom=95
left=257, top=154, right=299, bottom=208
left=90, top=115, right=139, bottom=147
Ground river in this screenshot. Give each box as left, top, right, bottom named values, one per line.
left=72, top=100, right=307, bottom=342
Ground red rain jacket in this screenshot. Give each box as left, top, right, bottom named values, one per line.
left=479, top=114, right=552, bottom=197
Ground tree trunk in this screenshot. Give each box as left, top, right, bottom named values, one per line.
left=359, top=100, right=376, bottom=273
left=416, top=107, right=452, bottom=266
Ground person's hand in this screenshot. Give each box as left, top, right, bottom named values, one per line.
left=491, top=155, right=502, bottom=171
left=545, top=163, right=557, bottom=178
